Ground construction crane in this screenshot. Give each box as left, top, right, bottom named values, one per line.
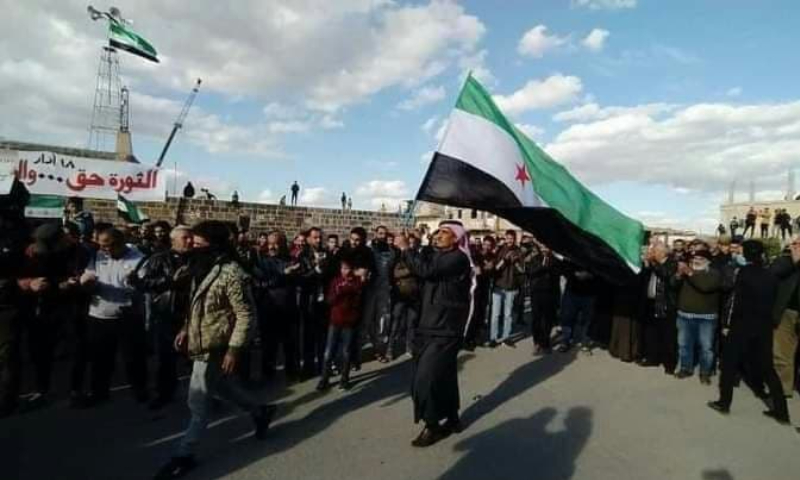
left=156, top=78, right=201, bottom=167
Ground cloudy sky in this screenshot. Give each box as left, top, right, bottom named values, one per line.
left=2, top=0, right=799, bottom=232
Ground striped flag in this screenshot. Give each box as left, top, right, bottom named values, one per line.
left=117, top=195, right=149, bottom=224
left=417, top=75, right=645, bottom=283
left=109, top=18, right=159, bottom=63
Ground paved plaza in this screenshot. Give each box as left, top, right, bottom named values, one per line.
left=2, top=345, right=799, bottom=480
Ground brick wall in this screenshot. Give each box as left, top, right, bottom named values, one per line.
left=83, top=197, right=410, bottom=237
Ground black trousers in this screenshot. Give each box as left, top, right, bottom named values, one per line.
left=25, top=309, right=65, bottom=394
left=388, top=300, right=418, bottom=358
left=530, top=292, right=557, bottom=348
left=260, top=303, right=300, bottom=378
left=87, top=314, right=148, bottom=399
left=655, top=315, right=677, bottom=372
left=152, top=312, right=181, bottom=400
left=69, top=313, right=89, bottom=394
left=719, top=332, right=788, bottom=418
left=743, top=223, right=755, bottom=238
left=0, top=311, right=21, bottom=414
left=300, top=295, right=326, bottom=377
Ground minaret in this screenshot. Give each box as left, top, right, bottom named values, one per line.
left=749, top=180, right=755, bottom=203
left=788, top=169, right=796, bottom=201
left=728, top=180, right=736, bottom=204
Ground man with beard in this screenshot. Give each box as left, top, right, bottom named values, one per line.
left=155, top=221, right=276, bottom=480
left=361, top=226, right=397, bottom=363
left=298, top=227, right=331, bottom=378
left=708, top=240, right=790, bottom=425
left=17, top=223, right=85, bottom=409
left=396, top=221, right=472, bottom=448
left=131, top=226, right=193, bottom=410
left=252, top=231, right=301, bottom=382
left=344, top=227, right=375, bottom=370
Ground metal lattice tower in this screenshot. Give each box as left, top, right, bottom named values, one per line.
left=87, top=46, right=123, bottom=151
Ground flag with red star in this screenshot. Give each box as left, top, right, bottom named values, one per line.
left=417, top=75, right=645, bottom=283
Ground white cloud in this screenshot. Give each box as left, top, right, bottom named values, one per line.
left=397, top=85, right=446, bottom=110
left=0, top=0, right=485, bottom=151
left=355, top=179, right=411, bottom=210
left=458, top=49, right=496, bottom=87
left=516, top=124, right=545, bottom=140
left=517, top=25, right=569, bottom=59
left=434, top=119, right=449, bottom=143
left=582, top=29, right=610, bottom=52
left=553, top=102, right=677, bottom=122
left=545, top=100, right=800, bottom=194
left=305, top=0, right=485, bottom=112
left=494, top=75, right=583, bottom=115
left=422, top=116, right=440, bottom=135
left=726, top=87, right=743, bottom=97
left=257, top=189, right=274, bottom=203
left=299, top=187, right=330, bottom=206
left=572, top=0, right=637, bottom=10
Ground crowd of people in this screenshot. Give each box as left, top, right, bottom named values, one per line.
left=2, top=191, right=800, bottom=478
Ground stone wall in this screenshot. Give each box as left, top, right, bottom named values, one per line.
left=83, top=197, right=409, bottom=237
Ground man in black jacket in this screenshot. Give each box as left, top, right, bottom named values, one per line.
left=361, top=225, right=398, bottom=362
left=298, top=227, right=331, bottom=378
left=132, top=226, right=193, bottom=410
left=708, top=240, right=790, bottom=425
left=397, top=221, right=472, bottom=448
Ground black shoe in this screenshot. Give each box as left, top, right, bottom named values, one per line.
left=699, top=374, right=712, bottom=386
left=555, top=343, right=571, bottom=353
left=69, top=391, right=88, bottom=409
left=338, top=379, right=352, bottom=391
left=134, top=389, right=150, bottom=404
left=503, top=340, right=516, bottom=348
left=154, top=455, right=197, bottom=480
left=487, top=341, right=498, bottom=349
left=443, top=417, right=463, bottom=434
left=148, top=396, right=173, bottom=411
left=21, top=392, right=50, bottom=412
left=411, top=425, right=450, bottom=447
left=674, top=370, right=693, bottom=379
left=763, top=410, right=791, bottom=425
left=707, top=401, right=729, bottom=415
left=316, top=378, right=330, bottom=392
left=79, top=393, right=110, bottom=409
left=253, top=404, right=277, bottom=440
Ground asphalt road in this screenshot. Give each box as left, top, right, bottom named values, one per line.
left=2, top=344, right=799, bottom=480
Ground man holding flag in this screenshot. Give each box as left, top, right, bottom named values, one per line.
left=396, top=221, right=472, bottom=448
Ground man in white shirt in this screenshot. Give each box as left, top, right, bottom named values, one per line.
left=80, top=227, right=147, bottom=407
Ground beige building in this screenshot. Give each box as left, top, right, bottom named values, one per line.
left=720, top=199, right=800, bottom=231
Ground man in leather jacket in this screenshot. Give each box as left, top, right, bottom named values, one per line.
left=132, top=226, right=193, bottom=409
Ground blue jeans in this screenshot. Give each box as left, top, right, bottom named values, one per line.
left=491, top=289, right=518, bottom=342
left=560, top=293, right=595, bottom=345
left=177, top=353, right=259, bottom=457
left=676, top=314, right=716, bottom=376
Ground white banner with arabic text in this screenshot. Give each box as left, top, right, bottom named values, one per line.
left=0, top=149, right=165, bottom=201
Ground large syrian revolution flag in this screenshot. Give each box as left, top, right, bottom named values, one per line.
left=117, top=194, right=149, bottom=224
left=417, top=75, right=645, bottom=283
left=109, top=18, right=159, bottom=63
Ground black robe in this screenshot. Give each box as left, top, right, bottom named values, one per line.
left=403, top=247, right=471, bottom=425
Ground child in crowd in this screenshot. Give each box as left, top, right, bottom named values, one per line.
left=317, top=257, right=367, bottom=391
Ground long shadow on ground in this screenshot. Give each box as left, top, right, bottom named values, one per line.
left=439, top=406, right=593, bottom=480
